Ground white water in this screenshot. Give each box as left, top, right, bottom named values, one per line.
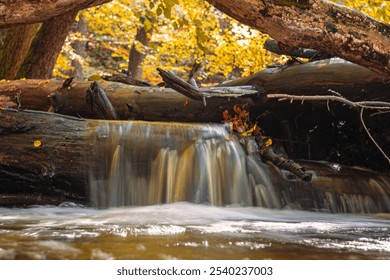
left=88, top=122, right=280, bottom=208
left=1, top=203, right=390, bottom=259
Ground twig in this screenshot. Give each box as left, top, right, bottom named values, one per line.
left=267, top=92, right=390, bottom=165
left=360, top=108, right=390, bottom=164
left=267, top=93, right=390, bottom=110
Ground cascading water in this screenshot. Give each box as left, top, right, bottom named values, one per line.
left=87, top=121, right=390, bottom=214
left=88, top=121, right=280, bottom=208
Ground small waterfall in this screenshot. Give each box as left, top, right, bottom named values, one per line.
left=88, top=121, right=280, bottom=208
left=87, top=121, right=390, bottom=213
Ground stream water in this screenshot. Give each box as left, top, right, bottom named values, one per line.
left=1, top=121, right=390, bottom=259
left=1, top=203, right=390, bottom=260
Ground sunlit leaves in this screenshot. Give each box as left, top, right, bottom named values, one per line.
left=54, top=0, right=387, bottom=82
left=331, top=0, right=389, bottom=23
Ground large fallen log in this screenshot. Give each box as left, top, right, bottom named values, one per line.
left=0, top=60, right=388, bottom=123
left=0, top=79, right=254, bottom=122
left=1, top=109, right=390, bottom=212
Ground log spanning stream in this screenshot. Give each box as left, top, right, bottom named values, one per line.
left=1, top=115, right=390, bottom=259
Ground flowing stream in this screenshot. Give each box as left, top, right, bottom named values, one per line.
left=1, top=121, right=390, bottom=259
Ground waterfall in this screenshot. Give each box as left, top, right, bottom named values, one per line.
left=87, top=121, right=390, bottom=213
left=88, top=121, right=280, bottom=208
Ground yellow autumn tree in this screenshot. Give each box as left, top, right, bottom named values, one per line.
left=53, top=0, right=389, bottom=82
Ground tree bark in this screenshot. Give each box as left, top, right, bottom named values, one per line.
left=0, top=109, right=93, bottom=205
left=128, top=17, right=154, bottom=79
left=207, top=0, right=390, bottom=77
left=0, top=0, right=111, bottom=28
left=0, top=59, right=388, bottom=122
left=70, top=15, right=88, bottom=80
left=1, top=109, right=390, bottom=211
left=0, top=23, right=40, bottom=79
left=16, top=11, right=77, bottom=79
left=0, top=79, right=254, bottom=122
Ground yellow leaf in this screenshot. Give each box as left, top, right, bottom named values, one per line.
left=239, top=124, right=257, bottom=137
left=265, top=138, right=272, bottom=147
left=33, top=140, right=42, bottom=148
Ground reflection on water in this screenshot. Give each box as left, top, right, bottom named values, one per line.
left=1, top=203, right=389, bottom=260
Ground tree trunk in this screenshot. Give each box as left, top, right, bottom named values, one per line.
left=0, top=0, right=111, bottom=28
left=0, top=23, right=40, bottom=79
left=70, top=15, right=88, bottom=80
left=128, top=17, right=154, bottom=79
left=207, top=0, right=390, bottom=77
left=16, top=11, right=77, bottom=79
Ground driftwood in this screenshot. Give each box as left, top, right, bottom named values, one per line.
left=207, top=0, right=390, bottom=76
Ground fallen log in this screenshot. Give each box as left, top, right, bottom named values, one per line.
left=0, top=79, right=254, bottom=122
left=1, top=109, right=390, bottom=211
left=0, top=59, right=387, bottom=123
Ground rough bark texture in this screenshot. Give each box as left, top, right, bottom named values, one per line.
left=128, top=17, right=153, bottom=79
left=1, top=109, right=390, bottom=211
left=0, top=60, right=388, bottom=122
left=0, top=79, right=254, bottom=122
left=70, top=15, right=88, bottom=80
left=207, top=0, right=390, bottom=77
left=0, top=0, right=111, bottom=28
left=16, top=11, right=77, bottom=79
left=0, top=109, right=94, bottom=204
left=0, top=23, right=40, bottom=79
left=222, top=58, right=389, bottom=104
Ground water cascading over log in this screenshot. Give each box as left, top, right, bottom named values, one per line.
left=1, top=109, right=390, bottom=213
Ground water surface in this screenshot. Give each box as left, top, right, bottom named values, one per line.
left=1, top=203, right=389, bottom=260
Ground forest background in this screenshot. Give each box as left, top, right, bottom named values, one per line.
left=2, top=0, right=387, bottom=85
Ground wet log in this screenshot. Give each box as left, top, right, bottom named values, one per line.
left=207, top=0, right=390, bottom=77
left=0, top=109, right=93, bottom=205
left=1, top=109, right=390, bottom=211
